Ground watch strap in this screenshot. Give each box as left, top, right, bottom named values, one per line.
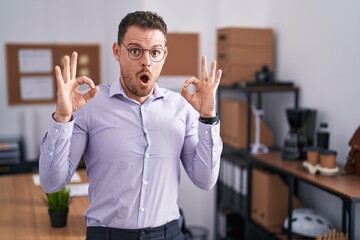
left=199, top=114, right=220, bottom=125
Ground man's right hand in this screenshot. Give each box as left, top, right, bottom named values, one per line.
left=53, top=52, right=99, bottom=123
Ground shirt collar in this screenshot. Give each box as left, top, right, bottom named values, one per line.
left=109, top=79, right=166, bottom=101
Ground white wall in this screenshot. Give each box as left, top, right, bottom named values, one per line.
left=1, top=0, right=360, bottom=239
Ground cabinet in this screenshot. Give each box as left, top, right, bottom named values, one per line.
left=216, top=85, right=360, bottom=240
left=251, top=152, right=360, bottom=240
left=217, top=147, right=279, bottom=240
left=216, top=85, right=298, bottom=239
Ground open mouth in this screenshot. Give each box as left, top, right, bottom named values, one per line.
left=140, top=73, right=150, bottom=84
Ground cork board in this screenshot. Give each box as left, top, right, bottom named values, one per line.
left=6, top=44, right=101, bottom=105
left=162, top=33, right=199, bottom=76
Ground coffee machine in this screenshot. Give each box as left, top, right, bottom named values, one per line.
left=282, top=108, right=317, bottom=160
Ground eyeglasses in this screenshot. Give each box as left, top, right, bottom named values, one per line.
left=119, top=42, right=166, bottom=62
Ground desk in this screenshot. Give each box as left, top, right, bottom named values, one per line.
left=252, top=151, right=360, bottom=240
left=0, top=170, right=89, bottom=240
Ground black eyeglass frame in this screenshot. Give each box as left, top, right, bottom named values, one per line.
left=119, top=42, right=167, bottom=62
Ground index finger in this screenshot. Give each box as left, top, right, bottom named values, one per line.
left=76, top=76, right=97, bottom=89
left=208, top=60, right=217, bottom=84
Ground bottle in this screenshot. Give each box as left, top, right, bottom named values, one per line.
left=317, top=123, right=330, bottom=150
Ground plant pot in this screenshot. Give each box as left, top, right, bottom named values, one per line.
left=48, top=208, right=68, bottom=228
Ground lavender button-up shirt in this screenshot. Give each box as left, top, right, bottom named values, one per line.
left=39, top=79, right=222, bottom=229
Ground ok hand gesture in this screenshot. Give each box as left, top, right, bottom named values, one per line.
left=181, top=56, right=222, bottom=118
left=53, top=52, right=99, bottom=122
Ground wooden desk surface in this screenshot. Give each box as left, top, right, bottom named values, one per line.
left=0, top=170, right=89, bottom=240
left=252, top=151, right=360, bottom=199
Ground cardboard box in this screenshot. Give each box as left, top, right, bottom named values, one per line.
left=218, top=46, right=273, bottom=66
left=220, top=99, right=274, bottom=149
left=218, top=64, right=263, bottom=86
left=217, top=27, right=274, bottom=86
left=217, top=27, right=273, bottom=47
left=251, top=168, right=302, bottom=230
left=162, top=33, right=198, bottom=76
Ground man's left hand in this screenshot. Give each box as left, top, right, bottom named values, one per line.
left=181, top=56, right=222, bottom=117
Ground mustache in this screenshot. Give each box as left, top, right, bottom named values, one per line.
left=139, top=67, right=150, bottom=73
left=137, top=68, right=151, bottom=77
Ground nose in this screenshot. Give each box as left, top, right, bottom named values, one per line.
left=140, top=50, right=151, bottom=67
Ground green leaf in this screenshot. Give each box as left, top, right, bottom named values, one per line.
left=45, top=188, right=71, bottom=212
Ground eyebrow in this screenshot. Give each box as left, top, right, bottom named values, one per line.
left=126, top=42, right=165, bottom=49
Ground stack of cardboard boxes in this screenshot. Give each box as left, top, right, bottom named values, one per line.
left=217, top=27, right=275, bottom=150
left=217, top=27, right=274, bottom=86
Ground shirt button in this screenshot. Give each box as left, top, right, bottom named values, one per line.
left=205, top=130, right=209, bottom=134
left=146, top=154, right=150, bottom=158
left=140, top=208, right=145, bottom=212
left=55, top=129, right=59, bottom=133
left=49, top=152, right=53, bottom=156
left=143, top=180, right=149, bottom=186
left=144, top=129, right=148, bottom=134
left=63, top=128, right=68, bottom=132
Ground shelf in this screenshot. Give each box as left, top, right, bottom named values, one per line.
left=219, top=83, right=298, bottom=93
left=218, top=83, right=299, bottom=152
left=251, top=151, right=360, bottom=199
left=0, top=160, right=38, bottom=175
left=217, top=149, right=359, bottom=239
left=216, top=80, right=358, bottom=239
left=250, top=150, right=359, bottom=240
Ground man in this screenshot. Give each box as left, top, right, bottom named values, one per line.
left=39, top=11, right=222, bottom=240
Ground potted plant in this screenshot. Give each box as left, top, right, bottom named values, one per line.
left=45, top=188, right=71, bottom=228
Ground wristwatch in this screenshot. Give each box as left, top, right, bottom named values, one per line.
left=199, top=114, right=220, bottom=125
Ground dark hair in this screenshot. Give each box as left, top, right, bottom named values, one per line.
left=117, top=11, right=167, bottom=43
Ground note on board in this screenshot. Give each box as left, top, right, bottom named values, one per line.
left=18, top=49, right=53, bottom=73
left=7, top=43, right=101, bottom=105
left=20, top=76, right=54, bottom=100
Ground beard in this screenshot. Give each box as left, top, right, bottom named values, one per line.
left=120, top=70, right=158, bottom=98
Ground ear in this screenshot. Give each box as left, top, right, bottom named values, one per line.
left=113, top=42, right=120, bottom=61
left=163, top=46, right=168, bottom=62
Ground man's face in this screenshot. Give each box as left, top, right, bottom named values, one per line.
left=114, top=25, right=167, bottom=103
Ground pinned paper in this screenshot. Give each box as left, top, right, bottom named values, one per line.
left=79, top=54, right=90, bottom=66
left=78, top=67, right=90, bottom=76
left=20, top=76, right=54, bottom=100
left=18, top=49, right=52, bottom=73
